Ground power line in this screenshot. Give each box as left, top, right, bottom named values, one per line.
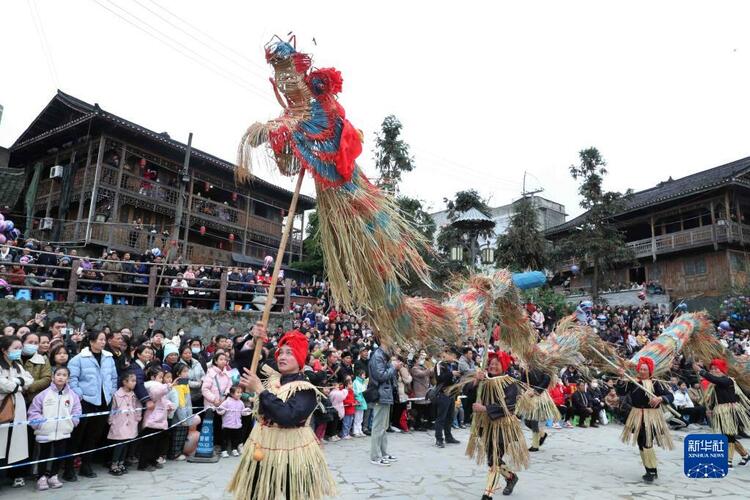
left=90, top=0, right=274, bottom=104
left=146, top=0, right=270, bottom=75
left=27, top=0, right=59, bottom=88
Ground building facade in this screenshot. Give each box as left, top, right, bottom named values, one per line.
left=546, top=156, right=750, bottom=300
left=431, top=195, right=566, bottom=247
left=7, top=91, right=314, bottom=266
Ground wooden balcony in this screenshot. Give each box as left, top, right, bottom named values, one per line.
left=33, top=165, right=302, bottom=248
left=626, top=221, right=750, bottom=259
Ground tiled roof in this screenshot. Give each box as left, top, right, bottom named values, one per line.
left=0, top=167, right=26, bottom=209
left=546, top=156, right=750, bottom=236
left=11, top=91, right=315, bottom=210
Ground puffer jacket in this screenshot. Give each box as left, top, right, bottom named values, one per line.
left=397, top=366, right=413, bottom=403
left=367, top=347, right=396, bottom=405
left=108, top=387, right=142, bottom=440
left=410, top=364, right=431, bottom=404
left=201, top=365, right=232, bottom=407
left=68, top=347, right=118, bottom=406
left=27, top=383, right=82, bottom=443
left=142, top=381, right=174, bottom=430
left=185, top=358, right=206, bottom=403
left=167, top=380, right=193, bottom=427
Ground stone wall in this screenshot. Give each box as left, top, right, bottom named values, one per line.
left=564, top=290, right=671, bottom=309
left=0, top=299, right=291, bottom=341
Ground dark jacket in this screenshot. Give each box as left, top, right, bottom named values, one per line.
left=435, top=360, right=458, bottom=394
left=368, top=347, right=396, bottom=405
left=129, top=359, right=151, bottom=404
left=616, top=379, right=674, bottom=408
left=259, top=372, right=317, bottom=427
left=699, top=370, right=738, bottom=405
left=572, top=389, right=592, bottom=411
left=525, top=369, right=551, bottom=395
left=463, top=377, right=520, bottom=420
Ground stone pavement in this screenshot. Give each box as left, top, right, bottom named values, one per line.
left=2, top=424, right=748, bottom=499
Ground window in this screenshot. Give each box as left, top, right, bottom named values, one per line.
left=253, top=202, right=270, bottom=219
left=730, top=252, right=747, bottom=272
left=683, top=256, right=707, bottom=276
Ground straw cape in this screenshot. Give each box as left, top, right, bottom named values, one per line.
left=619, top=380, right=674, bottom=451
left=704, top=380, right=750, bottom=436
left=227, top=367, right=336, bottom=500
left=515, top=389, right=561, bottom=423
left=465, top=375, right=529, bottom=470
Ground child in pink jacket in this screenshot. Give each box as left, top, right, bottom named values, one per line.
left=327, top=385, right=348, bottom=442
left=137, top=366, right=174, bottom=471
left=216, top=386, right=251, bottom=457
left=107, top=372, right=141, bottom=475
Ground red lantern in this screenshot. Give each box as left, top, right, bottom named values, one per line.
left=228, top=233, right=235, bottom=241
left=231, top=192, right=238, bottom=202
left=199, top=226, right=206, bottom=235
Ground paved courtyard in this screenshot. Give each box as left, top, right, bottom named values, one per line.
left=3, top=424, right=748, bottom=499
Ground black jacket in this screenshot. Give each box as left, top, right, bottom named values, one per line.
left=259, top=372, right=317, bottom=428
left=616, top=379, right=674, bottom=408
left=700, top=370, right=738, bottom=405
left=572, top=390, right=592, bottom=411
left=463, top=377, right=519, bottom=420
left=525, top=369, right=551, bottom=395
left=436, top=361, right=457, bottom=394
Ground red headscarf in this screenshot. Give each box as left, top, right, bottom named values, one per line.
left=275, top=330, right=308, bottom=370
left=636, top=357, right=654, bottom=378
left=487, top=350, right=513, bottom=373
left=710, top=358, right=728, bottom=375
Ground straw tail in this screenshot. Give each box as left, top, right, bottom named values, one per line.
left=682, top=316, right=750, bottom=392
left=235, top=122, right=270, bottom=184
left=630, top=312, right=714, bottom=378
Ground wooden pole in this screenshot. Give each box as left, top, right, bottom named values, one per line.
left=249, top=170, right=306, bottom=375
left=589, top=346, right=681, bottom=417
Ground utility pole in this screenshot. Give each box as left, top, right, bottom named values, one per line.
left=172, top=133, right=192, bottom=255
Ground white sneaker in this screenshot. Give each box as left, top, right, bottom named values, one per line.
left=342, top=435, right=352, bottom=440
left=389, top=426, right=402, bottom=433
left=370, top=458, right=391, bottom=466
left=175, top=454, right=187, bottom=461
left=156, top=456, right=166, bottom=465
left=36, top=476, right=49, bottom=491
left=221, top=451, right=229, bottom=458
left=231, top=449, right=240, bottom=457
left=553, top=423, right=562, bottom=429
left=329, top=436, right=340, bottom=442
left=238, top=443, right=244, bottom=453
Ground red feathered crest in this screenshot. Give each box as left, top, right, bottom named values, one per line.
left=306, top=67, right=343, bottom=97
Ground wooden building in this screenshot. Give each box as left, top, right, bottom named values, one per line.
left=546, top=156, right=750, bottom=298
left=7, top=91, right=314, bottom=266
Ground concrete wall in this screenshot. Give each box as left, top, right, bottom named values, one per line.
left=565, top=290, right=671, bottom=309
left=0, top=299, right=291, bottom=340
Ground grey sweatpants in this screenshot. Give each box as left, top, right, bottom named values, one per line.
left=369, top=403, right=391, bottom=461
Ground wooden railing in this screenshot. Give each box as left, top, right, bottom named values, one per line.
left=1, top=257, right=318, bottom=312
left=625, top=222, right=750, bottom=258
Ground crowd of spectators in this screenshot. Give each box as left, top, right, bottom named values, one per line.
left=0, top=269, right=743, bottom=491
left=0, top=240, right=326, bottom=310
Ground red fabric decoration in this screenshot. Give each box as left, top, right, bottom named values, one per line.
left=636, top=357, right=654, bottom=377
left=305, top=67, right=343, bottom=96
left=335, top=119, right=362, bottom=182
left=487, top=350, right=512, bottom=373
left=275, top=330, right=309, bottom=370
left=710, top=358, right=728, bottom=375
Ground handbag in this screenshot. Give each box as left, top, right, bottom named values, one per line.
left=363, top=380, right=380, bottom=404
left=425, top=385, right=441, bottom=403
left=0, top=395, right=16, bottom=424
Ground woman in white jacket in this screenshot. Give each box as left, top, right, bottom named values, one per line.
left=0, top=335, right=34, bottom=488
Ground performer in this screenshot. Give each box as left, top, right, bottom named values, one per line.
left=617, top=358, right=674, bottom=482
left=228, top=325, right=336, bottom=500
left=693, top=358, right=750, bottom=468
left=464, top=351, right=528, bottom=498
left=516, top=367, right=557, bottom=452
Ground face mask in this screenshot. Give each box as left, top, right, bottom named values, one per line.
left=22, top=344, right=38, bottom=356
left=419, top=359, right=425, bottom=366
left=591, top=382, right=598, bottom=388
left=8, top=349, right=22, bottom=361
left=191, top=347, right=201, bottom=354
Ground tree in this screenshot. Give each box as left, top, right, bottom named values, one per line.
left=289, top=211, right=324, bottom=276
left=551, top=147, right=633, bottom=299
left=374, top=115, right=414, bottom=194
left=436, top=190, right=493, bottom=272
left=496, top=196, right=547, bottom=271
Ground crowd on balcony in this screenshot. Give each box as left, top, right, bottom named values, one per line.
left=0, top=239, right=324, bottom=310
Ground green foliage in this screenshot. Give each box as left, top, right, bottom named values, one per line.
left=496, top=196, right=547, bottom=271
left=550, top=147, right=634, bottom=298
left=522, top=286, right=573, bottom=319
left=436, top=190, right=493, bottom=256
left=289, top=210, right=324, bottom=276
left=397, top=196, right=436, bottom=243
left=374, top=115, right=414, bottom=194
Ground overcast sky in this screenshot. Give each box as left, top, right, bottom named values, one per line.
left=3, top=1, right=750, bottom=222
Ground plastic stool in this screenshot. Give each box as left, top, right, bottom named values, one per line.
left=212, top=302, right=220, bottom=311
left=42, top=292, right=55, bottom=302
left=15, top=289, right=31, bottom=301
left=243, top=303, right=251, bottom=311
left=104, top=294, right=114, bottom=305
